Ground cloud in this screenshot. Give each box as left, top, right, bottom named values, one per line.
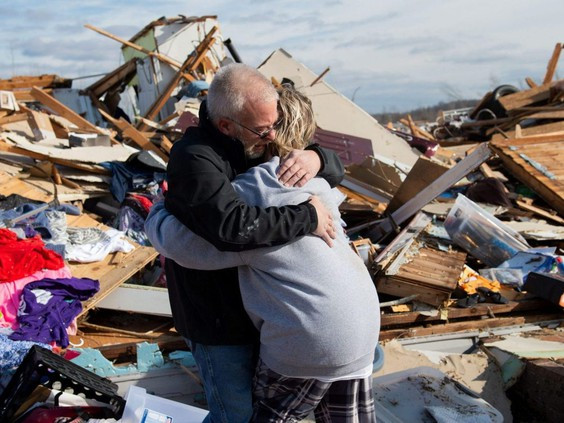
left=1, top=0, right=563, bottom=113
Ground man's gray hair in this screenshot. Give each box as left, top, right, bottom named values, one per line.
left=207, top=63, right=278, bottom=124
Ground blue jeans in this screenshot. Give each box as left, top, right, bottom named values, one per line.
left=188, top=341, right=257, bottom=423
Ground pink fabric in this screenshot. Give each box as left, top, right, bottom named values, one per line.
left=0, top=266, right=72, bottom=330
left=66, top=318, right=78, bottom=336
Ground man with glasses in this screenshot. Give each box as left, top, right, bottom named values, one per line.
left=164, top=63, right=344, bottom=423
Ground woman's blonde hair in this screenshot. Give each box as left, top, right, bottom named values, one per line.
left=270, top=85, right=316, bottom=157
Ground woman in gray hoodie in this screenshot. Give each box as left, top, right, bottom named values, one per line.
left=145, top=86, right=380, bottom=422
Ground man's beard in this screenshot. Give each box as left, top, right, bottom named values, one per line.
left=237, top=129, right=267, bottom=160
left=245, top=145, right=267, bottom=160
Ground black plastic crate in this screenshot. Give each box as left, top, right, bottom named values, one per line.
left=0, top=345, right=125, bottom=422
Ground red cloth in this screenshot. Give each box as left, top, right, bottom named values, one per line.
left=129, top=193, right=154, bottom=214
left=0, top=229, right=64, bottom=282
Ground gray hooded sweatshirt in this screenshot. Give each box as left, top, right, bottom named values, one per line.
left=145, top=157, right=380, bottom=378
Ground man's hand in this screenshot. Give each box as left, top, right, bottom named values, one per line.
left=277, top=150, right=322, bottom=187
left=308, top=195, right=336, bottom=247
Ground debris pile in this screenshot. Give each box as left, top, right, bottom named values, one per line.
left=0, top=15, right=562, bottom=422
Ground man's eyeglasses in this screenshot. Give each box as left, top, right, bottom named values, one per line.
left=228, top=117, right=282, bottom=139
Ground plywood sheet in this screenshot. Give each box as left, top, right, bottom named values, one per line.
left=66, top=214, right=158, bottom=317
left=491, top=135, right=564, bottom=215
left=2, top=131, right=135, bottom=164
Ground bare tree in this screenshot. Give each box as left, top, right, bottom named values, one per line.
left=440, top=82, right=463, bottom=101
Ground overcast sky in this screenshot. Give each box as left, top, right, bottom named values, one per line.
left=1, top=0, right=562, bottom=113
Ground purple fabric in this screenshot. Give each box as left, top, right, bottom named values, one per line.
left=9, top=277, right=99, bottom=347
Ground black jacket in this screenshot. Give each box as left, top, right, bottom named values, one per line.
left=164, top=101, right=345, bottom=344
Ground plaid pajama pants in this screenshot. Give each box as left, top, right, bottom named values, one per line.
left=251, top=359, right=376, bottom=423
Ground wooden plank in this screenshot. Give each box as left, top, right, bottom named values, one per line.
left=13, top=88, right=53, bottom=102
left=84, top=24, right=194, bottom=83
left=386, top=155, right=449, bottom=213
left=338, top=185, right=386, bottom=213
left=515, top=199, right=564, bottom=224
left=470, top=109, right=564, bottom=133
left=490, top=139, right=564, bottom=215
left=0, top=168, right=104, bottom=204
left=492, top=132, right=564, bottom=147
left=524, top=109, right=564, bottom=120
left=525, top=77, right=538, bottom=88
left=99, top=109, right=168, bottom=162
left=408, top=114, right=435, bottom=140
left=499, top=80, right=560, bottom=112
left=0, top=75, right=69, bottom=90
left=376, top=277, right=451, bottom=307
left=0, top=112, right=28, bottom=126
left=158, top=111, right=180, bottom=126
left=160, top=135, right=173, bottom=154
left=0, top=171, right=54, bottom=202
left=380, top=314, right=564, bottom=340
left=30, top=86, right=103, bottom=134
left=27, top=109, right=55, bottom=140
left=85, top=58, right=138, bottom=98
left=377, top=246, right=466, bottom=306
left=309, top=66, right=331, bottom=87
left=380, top=299, right=549, bottom=327
left=542, top=43, right=563, bottom=85
left=0, top=138, right=110, bottom=175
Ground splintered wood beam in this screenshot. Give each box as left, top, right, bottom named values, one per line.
left=379, top=313, right=562, bottom=340
left=542, top=42, right=563, bottom=85
left=0, top=112, right=28, bottom=126
left=84, top=24, right=194, bottom=83
left=0, top=74, right=69, bottom=90
left=498, top=81, right=559, bottom=112
left=515, top=199, right=564, bottom=224
left=525, top=77, right=538, bottom=88
left=400, top=117, right=434, bottom=141
left=12, top=88, right=53, bottom=102
left=137, top=26, right=217, bottom=130
left=85, top=58, right=138, bottom=98
left=407, top=114, right=435, bottom=140
left=401, top=116, right=417, bottom=137
left=310, top=67, right=330, bottom=86
left=158, top=111, right=180, bottom=126
left=160, top=135, right=173, bottom=154
left=490, top=120, right=564, bottom=140
left=379, top=299, right=550, bottom=327
left=0, top=137, right=110, bottom=175
left=30, top=86, right=103, bottom=134
left=85, top=24, right=180, bottom=67
left=99, top=108, right=169, bottom=162
left=368, top=143, right=492, bottom=241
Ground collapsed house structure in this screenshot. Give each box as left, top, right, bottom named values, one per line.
left=0, top=15, right=562, bottom=422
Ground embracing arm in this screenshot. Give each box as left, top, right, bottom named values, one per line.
left=309, top=144, right=345, bottom=188
left=165, top=140, right=318, bottom=252
left=278, top=144, right=345, bottom=188
left=145, top=202, right=245, bottom=270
